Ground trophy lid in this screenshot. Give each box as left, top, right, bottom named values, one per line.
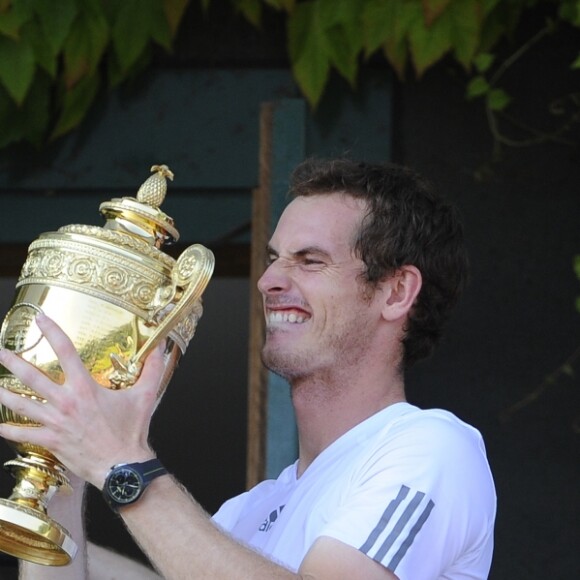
left=100, top=164, right=180, bottom=247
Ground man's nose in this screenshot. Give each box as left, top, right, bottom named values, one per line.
left=257, top=260, right=291, bottom=295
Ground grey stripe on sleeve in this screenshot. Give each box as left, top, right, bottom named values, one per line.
left=360, top=485, right=410, bottom=553
left=374, top=490, right=426, bottom=561
left=387, top=498, right=435, bottom=571
left=360, top=485, right=435, bottom=572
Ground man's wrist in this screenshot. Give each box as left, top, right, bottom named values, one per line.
left=101, top=458, right=168, bottom=511
left=89, top=450, right=157, bottom=491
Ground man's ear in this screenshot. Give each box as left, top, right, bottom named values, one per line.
left=382, top=265, right=422, bottom=322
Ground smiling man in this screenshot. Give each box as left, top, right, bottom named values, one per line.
left=0, top=158, right=496, bottom=579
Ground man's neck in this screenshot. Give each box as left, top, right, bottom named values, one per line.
left=291, top=366, right=405, bottom=478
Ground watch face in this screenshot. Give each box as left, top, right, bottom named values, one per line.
left=107, top=467, right=143, bottom=505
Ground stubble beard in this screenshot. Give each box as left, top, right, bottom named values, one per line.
left=261, top=333, right=310, bottom=382
left=261, top=316, right=373, bottom=385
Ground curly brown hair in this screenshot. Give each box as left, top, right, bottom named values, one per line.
left=289, top=158, right=469, bottom=368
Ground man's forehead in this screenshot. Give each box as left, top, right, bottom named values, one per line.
left=280, top=194, right=365, bottom=226
left=269, top=194, right=365, bottom=252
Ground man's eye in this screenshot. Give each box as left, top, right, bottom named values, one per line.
left=303, top=258, right=324, bottom=266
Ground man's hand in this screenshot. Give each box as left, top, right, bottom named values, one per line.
left=0, top=313, right=166, bottom=488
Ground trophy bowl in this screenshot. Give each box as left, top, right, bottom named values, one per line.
left=0, top=165, right=214, bottom=565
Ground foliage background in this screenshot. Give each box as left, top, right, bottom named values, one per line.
left=0, top=0, right=578, bottom=149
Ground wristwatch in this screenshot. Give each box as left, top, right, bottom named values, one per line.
left=102, top=458, right=168, bottom=511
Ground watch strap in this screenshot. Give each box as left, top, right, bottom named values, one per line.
left=103, top=458, right=168, bottom=511
left=138, top=458, right=168, bottom=485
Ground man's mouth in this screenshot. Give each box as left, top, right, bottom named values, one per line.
left=266, top=308, right=309, bottom=325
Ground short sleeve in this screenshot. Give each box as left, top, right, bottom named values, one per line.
left=318, top=412, right=496, bottom=580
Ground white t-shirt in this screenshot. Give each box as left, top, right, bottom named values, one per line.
left=213, top=402, right=496, bottom=579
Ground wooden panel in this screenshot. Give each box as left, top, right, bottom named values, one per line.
left=246, top=103, right=273, bottom=488
left=246, top=99, right=305, bottom=488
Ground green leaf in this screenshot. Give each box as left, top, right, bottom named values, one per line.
left=481, top=0, right=503, bottom=16
left=264, top=0, right=295, bottom=11
left=409, top=2, right=452, bottom=75
left=0, top=0, right=33, bottom=39
left=325, top=24, right=358, bottom=85
left=466, top=75, right=489, bottom=99
left=573, top=255, right=580, bottom=279
left=0, top=14, right=21, bottom=40
left=62, top=2, right=108, bottom=88
left=474, top=52, right=494, bottom=73
left=362, top=0, right=403, bottom=56
left=318, top=0, right=363, bottom=84
left=107, top=42, right=152, bottom=88
left=149, top=2, right=173, bottom=51
left=32, top=0, right=77, bottom=55
left=288, top=1, right=331, bottom=107
left=18, top=72, right=52, bottom=146
left=559, top=0, right=580, bottom=26
left=0, top=72, right=51, bottom=147
left=0, top=35, right=35, bottom=103
left=51, top=73, right=100, bottom=140
left=21, top=18, right=57, bottom=77
left=479, top=0, right=526, bottom=52
left=232, top=0, right=262, bottom=27
left=111, top=0, right=157, bottom=72
left=486, top=87, right=511, bottom=111
left=0, top=89, right=24, bottom=147
left=422, top=0, right=452, bottom=27
left=316, top=0, right=357, bottom=27
left=362, top=0, right=417, bottom=77
left=163, top=0, right=190, bottom=35
left=383, top=36, right=409, bottom=79
left=571, top=52, right=580, bottom=69
left=448, top=0, right=482, bottom=68
left=478, top=8, right=506, bottom=52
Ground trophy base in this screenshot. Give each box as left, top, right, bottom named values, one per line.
left=0, top=498, right=77, bottom=566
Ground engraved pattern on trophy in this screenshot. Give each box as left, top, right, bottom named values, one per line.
left=0, top=165, right=215, bottom=566
left=20, top=238, right=169, bottom=315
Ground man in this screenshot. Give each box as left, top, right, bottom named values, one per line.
left=0, top=158, right=496, bottom=579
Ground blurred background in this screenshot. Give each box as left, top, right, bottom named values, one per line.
left=0, top=1, right=578, bottom=578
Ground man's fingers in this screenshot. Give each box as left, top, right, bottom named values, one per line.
left=131, top=341, right=168, bottom=415
left=0, top=421, right=46, bottom=446
left=0, top=348, right=57, bottom=400
left=0, top=384, right=49, bottom=426
left=35, top=314, right=89, bottom=383
left=135, top=342, right=166, bottom=390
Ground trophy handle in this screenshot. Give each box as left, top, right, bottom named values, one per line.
left=109, top=244, right=215, bottom=388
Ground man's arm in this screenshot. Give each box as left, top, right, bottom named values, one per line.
left=18, top=474, right=394, bottom=580
left=19, top=476, right=87, bottom=580
left=115, top=472, right=398, bottom=580
left=87, top=543, right=161, bottom=579
left=16, top=476, right=160, bottom=580
left=0, top=315, right=396, bottom=579
left=300, top=537, right=398, bottom=580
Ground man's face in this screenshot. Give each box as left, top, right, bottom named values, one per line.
left=257, top=194, right=383, bottom=382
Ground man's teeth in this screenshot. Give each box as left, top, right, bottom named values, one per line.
left=268, top=311, right=307, bottom=324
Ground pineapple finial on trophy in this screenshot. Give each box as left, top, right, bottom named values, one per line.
left=100, top=164, right=180, bottom=247
left=136, top=164, right=175, bottom=207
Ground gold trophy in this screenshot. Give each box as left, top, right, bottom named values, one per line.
left=0, top=165, right=214, bottom=565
